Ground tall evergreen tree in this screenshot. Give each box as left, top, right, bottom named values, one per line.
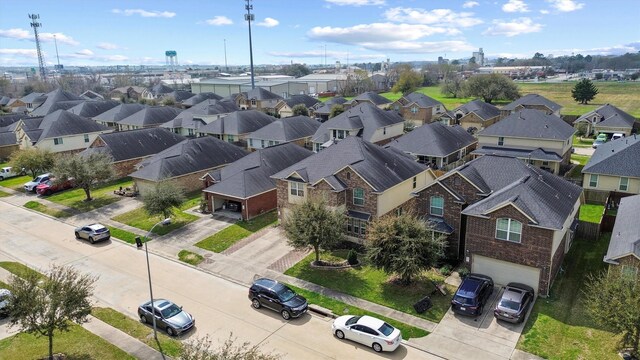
left=571, top=78, right=599, bottom=104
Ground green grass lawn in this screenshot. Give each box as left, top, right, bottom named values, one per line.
left=285, top=250, right=454, bottom=323
left=112, top=207, right=198, bottom=236
left=579, top=204, right=605, bottom=223
left=47, top=177, right=133, bottom=212
left=570, top=154, right=590, bottom=166
left=289, top=285, right=429, bottom=339
left=517, top=234, right=620, bottom=359
left=567, top=165, right=584, bottom=180
left=179, top=191, right=203, bottom=211
left=0, top=261, right=46, bottom=281
left=0, top=323, right=135, bottom=360
left=0, top=189, right=10, bottom=197
left=178, top=249, right=204, bottom=266
left=106, top=226, right=139, bottom=244
left=195, top=211, right=278, bottom=252
left=24, top=200, right=73, bottom=218
left=91, top=307, right=182, bottom=357
left=573, top=135, right=595, bottom=148
left=380, top=87, right=476, bottom=110
left=0, top=175, right=32, bottom=191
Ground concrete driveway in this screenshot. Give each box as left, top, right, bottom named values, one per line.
left=412, top=286, right=532, bottom=360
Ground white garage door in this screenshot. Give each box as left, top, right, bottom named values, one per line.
left=472, top=255, right=540, bottom=294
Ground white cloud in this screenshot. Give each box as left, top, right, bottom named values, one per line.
left=0, top=29, right=79, bottom=45
left=547, top=0, right=584, bottom=12
left=308, top=23, right=456, bottom=44
left=97, top=42, right=118, bottom=50
left=502, top=0, right=530, bottom=13
left=0, top=48, right=37, bottom=57
left=543, top=42, right=640, bottom=56
left=540, top=9, right=550, bottom=14
left=39, top=33, right=79, bottom=45
left=75, top=49, right=94, bottom=56
left=463, top=1, right=480, bottom=8
left=105, top=55, right=128, bottom=62
left=205, top=16, right=233, bottom=26
left=483, top=18, right=542, bottom=37
left=325, top=0, right=385, bottom=6
left=256, top=18, right=279, bottom=27
left=112, top=9, right=176, bottom=18
left=0, top=28, right=31, bottom=40
left=268, top=50, right=384, bottom=61
left=383, top=7, right=483, bottom=28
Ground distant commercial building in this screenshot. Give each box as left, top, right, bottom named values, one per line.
left=472, top=48, right=485, bottom=66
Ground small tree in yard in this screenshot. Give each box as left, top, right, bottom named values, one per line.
left=583, top=268, right=640, bottom=356
left=291, top=104, right=309, bottom=117
left=282, top=196, right=345, bottom=263
left=366, top=214, right=446, bottom=285
left=143, top=181, right=185, bottom=219
left=53, top=152, right=114, bottom=201
left=462, top=74, right=520, bottom=104
left=572, top=78, right=599, bottom=104
left=9, top=148, right=55, bottom=178
left=391, top=68, right=423, bottom=95
left=7, top=265, right=97, bottom=360
left=179, top=333, right=280, bottom=360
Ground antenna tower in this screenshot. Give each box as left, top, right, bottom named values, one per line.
left=28, top=13, right=47, bottom=80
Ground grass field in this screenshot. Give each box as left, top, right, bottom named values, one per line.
left=24, top=200, right=73, bottom=218
left=570, top=154, right=590, bottom=166
left=0, top=189, right=10, bottom=197
left=47, top=177, right=133, bottom=212
left=112, top=207, right=198, bottom=236
left=178, top=249, right=204, bottom=266
left=579, top=204, right=605, bottom=223
left=195, top=211, right=278, bottom=252
left=106, top=226, right=139, bottom=244
left=517, top=235, right=620, bottom=359
left=0, top=175, right=31, bottom=191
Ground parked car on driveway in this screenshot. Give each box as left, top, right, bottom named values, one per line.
left=24, top=173, right=51, bottom=192
left=74, top=223, right=111, bottom=244
left=248, top=278, right=308, bottom=320
left=332, top=315, right=402, bottom=353
left=592, top=138, right=606, bottom=148
left=494, top=282, right=535, bottom=323
left=0, top=166, right=24, bottom=181
left=36, top=178, right=75, bottom=196
left=451, top=273, right=494, bottom=317
left=137, top=299, right=195, bottom=336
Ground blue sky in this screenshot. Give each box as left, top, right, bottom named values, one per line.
left=0, top=0, right=638, bottom=67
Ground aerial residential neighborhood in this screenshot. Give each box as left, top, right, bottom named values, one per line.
left=0, top=1, right=639, bottom=360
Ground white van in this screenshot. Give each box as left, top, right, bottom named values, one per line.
left=612, top=133, right=624, bottom=141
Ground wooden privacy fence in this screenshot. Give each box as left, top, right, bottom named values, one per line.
left=576, top=220, right=600, bottom=241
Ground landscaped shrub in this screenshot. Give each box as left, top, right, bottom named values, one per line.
left=439, top=264, right=452, bottom=277
left=456, top=266, right=470, bottom=278
left=347, top=249, right=358, bottom=265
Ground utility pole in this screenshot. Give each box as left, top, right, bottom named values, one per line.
left=28, top=13, right=47, bottom=80
left=245, top=0, right=255, bottom=89
left=224, top=39, right=228, bottom=72
left=54, top=35, right=61, bottom=68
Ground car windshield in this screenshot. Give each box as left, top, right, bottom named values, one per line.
left=499, top=299, right=521, bottom=311
left=346, top=316, right=361, bottom=326
left=378, top=322, right=395, bottom=336
left=160, top=304, right=182, bottom=318
left=277, top=287, right=296, bottom=302
left=33, top=176, right=43, bottom=182
left=453, top=295, right=475, bottom=305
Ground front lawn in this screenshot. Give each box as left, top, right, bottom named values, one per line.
left=178, top=249, right=204, bottom=266
left=570, top=154, right=590, bottom=166
left=284, top=250, right=454, bottom=323
left=517, top=234, right=620, bottom=359
left=178, top=191, right=203, bottom=211
left=106, top=226, right=139, bottom=244
left=0, top=261, right=46, bottom=281
left=24, top=200, right=73, bottom=218
left=0, top=323, right=135, bottom=360
left=579, top=204, right=604, bottom=223
left=47, top=177, right=133, bottom=212
left=0, top=189, right=10, bottom=197
left=289, top=285, right=429, bottom=339
left=195, top=211, right=278, bottom=252
left=112, top=207, right=198, bottom=236
left=91, top=307, right=182, bottom=357
left=573, top=135, right=595, bottom=148
left=0, top=175, right=31, bottom=191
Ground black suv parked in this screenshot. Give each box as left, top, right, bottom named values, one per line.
left=451, top=273, right=494, bottom=316
left=249, top=278, right=308, bottom=320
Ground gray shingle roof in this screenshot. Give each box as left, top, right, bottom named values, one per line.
left=0, top=114, right=23, bottom=128
left=92, top=103, right=147, bottom=123
left=67, top=100, right=120, bottom=118
left=472, top=146, right=563, bottom=161
left=574, top=104, right=637, bottom=129
left=582, top=135, right=640, bottom=178
left=403, top=92, right=443, bottom=108
left=272, top=136, right=427, bottom=193
left=456, top=155, right=582, bottom=230
left=30, top=89, right=83, bottom=116
left=388, top=123, right=476, bottom=157
left=182, top=92, right=223, bottom=106
left=37, top=110, right=110, bottom=140
left=19, top=92, right=46, bottom=104
left=188, top=99, right=239, bottom=115
left=248, top=116, right=321, bottom=142
left=130, top=136, right=248, bottom=181
left=117, top=106, right=182, bottom=127
left=162, top=99, right=239, bottom=131
left=150, top=84, right=174, bottom=96
left=203, top=142, right=313, bottom=199
left=82, top=128, right=186, bottom=162
left=168, top=90, right=195, bottom=102
left=312, top=102, right=404, bottom=144
left=325, top=97, right=348, bottom=106
left=245, top=87, right=283, bottom=101
left=0, top=96, right=12, bottom=106
left=0, top=132, right=17, bottom=147
left=199, top=110, right=276, bottom=135
left=283, top=94, right=321, bottom=108
left=478, top=109, right=575, bottom=140
left=454, top=99, right=500, bottom=121
left=604, top=194, right=640, bottom=263
left=347, top=91, right=391, bottom=106
left=502, top=94, right=562, bottom=112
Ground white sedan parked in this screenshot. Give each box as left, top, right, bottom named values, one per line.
left=332, top=315, right=402, bottom=352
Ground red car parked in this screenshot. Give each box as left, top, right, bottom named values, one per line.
left=36, top=178, right=74, bottom=196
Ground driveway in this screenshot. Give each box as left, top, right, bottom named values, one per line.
left=412, top=286, right=531, bottom=360
left=573, top=147, right=594, bottom=156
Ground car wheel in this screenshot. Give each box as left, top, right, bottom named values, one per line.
left=372, top=342, right=383, bottom=353
left=45, top=190, right=51, bottom=196
left=140, top=314, right=147, bottom=324
left=166, top=327, right=175, bottom=336
left=251, top=299, right=261, bottom=309
left=335, top=330, right=345, bottom=339
left=281, top=309, right=291, bottom=320
left=89, top=236, right=95, bottom=244
left=74, top=232, right=80, bottom=239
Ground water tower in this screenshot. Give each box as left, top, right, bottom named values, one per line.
left=165, top=50, right=178, bottom=72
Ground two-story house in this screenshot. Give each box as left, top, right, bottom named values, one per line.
left=116, top=106, right=182, bottom=131
left=274, top=94, right=321, bottom=118
left=198, top=110, right=276, bottom=147
left=573, top=104, right=637, bottom=137
left=472, top=109, right=575, bottom=174
left=452, top=99, right=501, bottom=134
left=387, top=122, right=477, bottom=170
left=161, top=99, right=238, bottom=137
left=344, top=91, right=391, bottom=110
left=390, top=92, right=446, bottom=127
left=412, top=155, right=583, bottom=296
left=109, top=86, right=153, bottom=102
left=272, top=136, right=436, bottom=240
left=92, top=103, right=147, bottom=128
left=582, top=135, right=640, bottom=197
left=239, top=87, right=283, bottom=113
left=604, top=194, right=640, bottom=274
left=311, top=102, right=404, bottom=152
left=500, top=94, right=562, bottom=117
left=19, top=92, right=46, bottom=113
left=247, top=116, right=320, bottom=151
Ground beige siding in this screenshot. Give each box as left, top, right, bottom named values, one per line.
left=550, top=198, right=581, bottom=259
left=582, top=173, right=640, bottom=194
left=36, top=131, right=113, bottom=153
left=478, top=135, right=566, bottom=152
left=368, top=123, right=404, bottom=144
left=376, top=170, right=435, bottom=216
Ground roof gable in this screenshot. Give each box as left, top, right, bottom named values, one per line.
left=388, top=122, right=476, bottom=157
left=478, top=109, right=575, bottom=140
left=582, top=135, right=640, bottom=178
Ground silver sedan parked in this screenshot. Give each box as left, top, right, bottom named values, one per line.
left=74, top=223, right=111, bottom=244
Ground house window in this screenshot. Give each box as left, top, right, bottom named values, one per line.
left=410, top=106, right=418, bottom=114
left=290, top=182, right=304, bottom=197
left=261, top=140, right=265, bottom=148
left=54, top=137, right=63, bottom=145
left=619, top=177, right=629, bottom=191
left=498, top=137, right=504, bottom=146
left=227, top=135, right=235, bottom=143
left=346, top=172, right=351, bottom=180
left=542, top=161, right=549, bottom=166
left=496, top=218, right=522, bottom=243
left=353, top=188, right=365, bottom=206
left=249, top=139, right=253, bottom=147
left=394, top=105, right=400, bottom=111
left=589, top=174, right=598, bottom=188
left=412, top=176, right=417, bottom=189
left=84, top=134, right=90, bottom=143
left=346, top=218, right=367, bottom=236
left=251, top=99, right=256, bottom=106
left=188, top=129, right=194, bottom=136
left=333, top=129, right=346, bottom=139
left=430, top=196, right=444, bottom=217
